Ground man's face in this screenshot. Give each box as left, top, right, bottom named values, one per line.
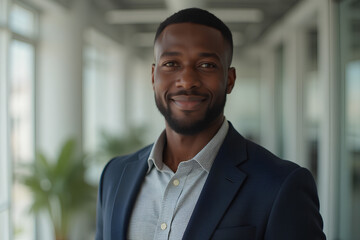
left=152, top=23, right=236, bottom=135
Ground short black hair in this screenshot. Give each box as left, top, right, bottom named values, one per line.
left=155, top=8, right=233, bottom=60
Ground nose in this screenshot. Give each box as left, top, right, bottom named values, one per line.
left=175, top=67, right=201, bottom=90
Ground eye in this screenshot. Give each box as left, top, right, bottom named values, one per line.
left=199, top=62, right=216, bottom=68
left=163, top=61, right=178, bottom=67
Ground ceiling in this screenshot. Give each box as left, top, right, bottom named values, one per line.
left=90, top=0, right=302, bottom=49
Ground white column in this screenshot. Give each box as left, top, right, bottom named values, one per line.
left=35, top=1, right=88, bottom=238
left=36, top=0, right=88, bottom=158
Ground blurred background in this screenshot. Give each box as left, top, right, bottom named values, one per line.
left=0, top=0, right=359, bottom=239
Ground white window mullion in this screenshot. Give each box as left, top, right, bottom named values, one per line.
left=0, top=1, right=12, bottom=240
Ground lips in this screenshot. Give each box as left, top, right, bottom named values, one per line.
left=170, top=95, right=207, bottom=111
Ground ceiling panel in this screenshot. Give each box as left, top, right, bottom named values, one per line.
left=91, top=0, right=302, bottom=49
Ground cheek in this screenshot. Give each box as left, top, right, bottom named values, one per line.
left=204, top=77, right=227, bottom=92
left=206, top=81, right=228, bottom=101
left=153, top=80, right=169, bottom=101
left=154, top=79, right=167, bottom=91
left=153, top=73, right=174, bottom=93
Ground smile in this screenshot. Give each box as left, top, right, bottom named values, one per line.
left=170, top=95, right=207, bottom=111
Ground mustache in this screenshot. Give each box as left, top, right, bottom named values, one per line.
left=167, top=90, right=208, bottom=99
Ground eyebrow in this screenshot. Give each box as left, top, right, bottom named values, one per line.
left=198, top=52, right=220, bottom=61
left=160, top=51, right=220, bottom=61
left=160, top=51, right=181, bottom=58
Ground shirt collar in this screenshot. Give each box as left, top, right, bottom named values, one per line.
left=147, top=119, right=229, bottom=174
left=147, top=130, right=166, bottom=173
left=191, top=120, right=228, bottom=172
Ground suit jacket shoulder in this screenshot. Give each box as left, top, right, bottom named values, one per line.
left=188, top=122, right=325, bottom=240
left=96, top=144, right=152, bottom=240
left=242, top=138, right=301, bottom=182
left=101, top=145, right=152, bottom=182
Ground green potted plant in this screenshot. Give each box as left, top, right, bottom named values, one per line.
left=19, top=139, right=97, bottom=240
left=94, top=127, right=146, bottom=163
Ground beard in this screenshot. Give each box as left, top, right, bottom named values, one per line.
left=155, top=90, right=227, bottom=135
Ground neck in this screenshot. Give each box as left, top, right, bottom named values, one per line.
left=163, top=116, right=224, bottom=172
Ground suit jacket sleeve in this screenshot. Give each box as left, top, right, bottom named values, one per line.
left=95, top=184, right=104, bottom=240
left=95, top=160, right=109, bottom=240
left=264, top=167, right=326, bottom=240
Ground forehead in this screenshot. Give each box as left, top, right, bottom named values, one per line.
left=154, top=23, right=229, bottom=60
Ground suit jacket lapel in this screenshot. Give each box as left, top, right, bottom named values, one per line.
left=183, top=124, right=248, bottom=239
left=111, top=146, right=151, bottom=240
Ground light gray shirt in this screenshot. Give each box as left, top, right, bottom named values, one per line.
left=127, top=120, right=229, bottom=240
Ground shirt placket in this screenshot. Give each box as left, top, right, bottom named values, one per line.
left=153, top=164, right=192, bottom=240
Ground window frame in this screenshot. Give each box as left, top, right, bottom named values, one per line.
left=0, top=0, right=12, bottom=239
left=1, top=1, right=39, bottom=239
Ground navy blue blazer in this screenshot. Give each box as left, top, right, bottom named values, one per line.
left=96, top=122, right=325, bottom=240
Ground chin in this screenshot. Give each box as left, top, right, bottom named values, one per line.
left=166, top=116, right=213, bottom=135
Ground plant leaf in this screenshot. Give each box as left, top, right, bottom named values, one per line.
left=55, top=139, right=76, bottom=177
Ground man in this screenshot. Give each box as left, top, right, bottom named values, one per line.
left=96, top=8, right=325, bottom=240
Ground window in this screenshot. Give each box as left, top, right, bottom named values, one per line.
left=83, top=29, right=127, bottom=182
left=9, top=39, right=35, bottom=165
left=8, top=2, right=38, bottom=240
left=0, top=210, right=10, bottom=240
left=9, top=38, right=36, bottom=240
left=9, top=3, right=36, bottom=38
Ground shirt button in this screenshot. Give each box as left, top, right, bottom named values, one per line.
left=161, top=223, right=167, bottom=230
left=173, top=179, right=180, bottom=186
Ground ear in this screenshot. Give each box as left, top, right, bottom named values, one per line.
left=151, top=64, right=155, bottom=90
left=226, top=67, right=236, bottom=94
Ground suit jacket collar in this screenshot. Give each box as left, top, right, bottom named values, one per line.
left=110, top=122, right=248, bottom=239
left=111, top=146, right=151, bottom=240
left=182, top=122, right=248, bottom=239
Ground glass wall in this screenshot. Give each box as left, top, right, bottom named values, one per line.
left=274, top=45, right=285, bottom=158
left=339, top=0, right=360, bottom=239
left=225, top=57, right=261, bottom=144
left=303, top=29, right=320, bottom=180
